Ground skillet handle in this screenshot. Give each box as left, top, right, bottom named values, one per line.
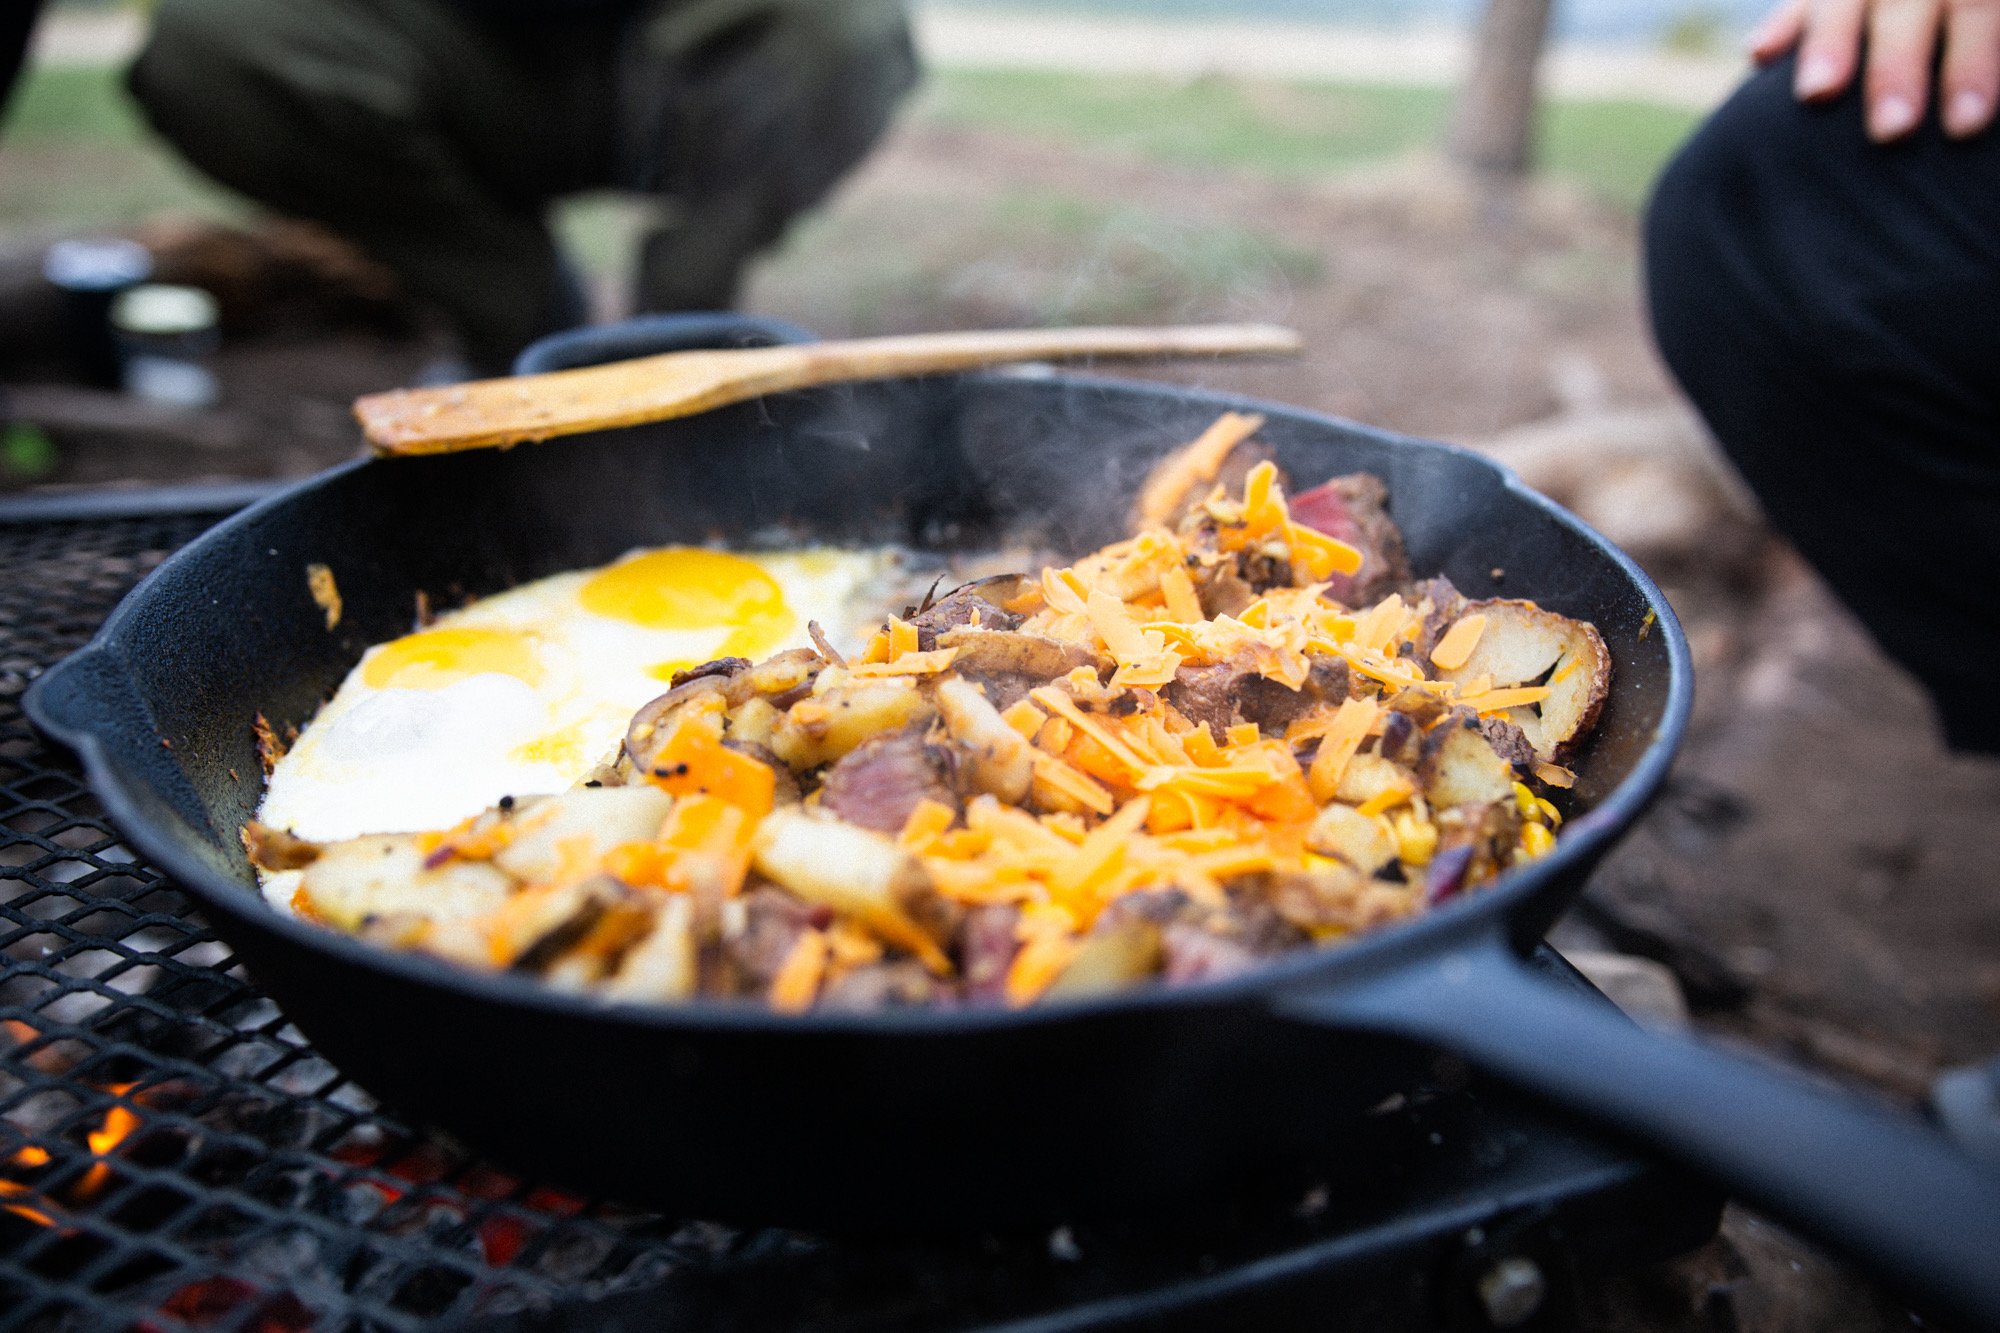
left=1273, top=940, right=2000, bottom=1329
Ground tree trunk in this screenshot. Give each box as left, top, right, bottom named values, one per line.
left=1448, top=0, right=1556, bottom=177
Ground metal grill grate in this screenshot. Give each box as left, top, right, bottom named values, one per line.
left=0, top=508, right=742, bottom=1331
left=0, top=498, right=1720, bottom=1333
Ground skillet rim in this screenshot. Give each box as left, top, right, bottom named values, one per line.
left=23, top=371, right=1693, bottom=1035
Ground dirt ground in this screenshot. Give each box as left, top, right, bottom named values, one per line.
left=4, top=114, right=1997, bottom=1326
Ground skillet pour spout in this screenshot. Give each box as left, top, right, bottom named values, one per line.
left=26, top=313, right=2000, bottom=1330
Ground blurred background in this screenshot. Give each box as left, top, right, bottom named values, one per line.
left=2, top=2, right=1995, bottom=1324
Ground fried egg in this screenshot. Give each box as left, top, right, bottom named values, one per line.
left=258, top=547, right=901, bottom=846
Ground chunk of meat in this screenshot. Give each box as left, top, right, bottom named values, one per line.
left=725, top=885, right=827, bottom=989
left=818, top=724, right=963, bottom=834
left=1165, top=657, right=1349, bottom=740
left=937, top=627, right=1104, bottom=711
left=1234, top=657, right=1350, bottom=730
left=1194, top=563, right=1258, bottom=619
left=958, top=904, right=1021, bottom=1004
left=1287, top=473, right=1410, bottom=607
left=1375, top=710, right=1422, bottom=767
left=1477, top=716, right=1538, bottom=773
left=908, top=575, right=1028, bottom=651
left=1163, top=664, right=1240, bottom=741
left=1409, top=576, right=1470, bottom=663
left=819, top=960, right=940, bottom=1011
left=1158, top=899, right=1306, bottom=984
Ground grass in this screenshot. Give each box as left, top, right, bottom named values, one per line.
left=755, top=186, right=1325, bottom=331
left=0, top=64, right=241, bottom=229
left=0, top=59, right=1696, bottom=287
left=918, top=68, right=1700, bottom=210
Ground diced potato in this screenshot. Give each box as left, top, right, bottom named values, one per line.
left=935, top=676, right=1033, bottom=803
left=729, top=697, right=783, bottom=749
left=600, top=895, right=698, bottom=1003
left=1045, top=921, right=1161, bottom=999
left=1421, top=722, right=1517, bottom=809
left=745, top=648, right=820, bottom=697
left=751, top=808, right=929, bottom=918
left=1307, top=803, right=1397, bottom=874
left=541, top=896, right=657, bottom=991
left=769, top=680, right=933, bottom=770
left=492, top=786, right=674, bottom=884
left=493, top=874, right=628, bottom=971
left=1333, top=753, right=1415, bottom=807
left=1437, top=600, right=1611, bottom=760
left=750, top=808, right=953, bottom=972
left=297, top=835, right=513, bottom=931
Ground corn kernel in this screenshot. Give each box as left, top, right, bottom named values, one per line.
left=1520, top=822, right=1556, bottom=859
left=1393, top=810, right=1438, bottom=865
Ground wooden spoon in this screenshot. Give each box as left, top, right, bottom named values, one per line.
left=354, top=323, right=1302, bottom=456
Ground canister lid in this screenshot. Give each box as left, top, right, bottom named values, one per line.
left=110, top=284, right=220, bottom=336
left=42, top=238, right=154, bottom=292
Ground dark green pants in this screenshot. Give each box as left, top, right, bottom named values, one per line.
left=128, top=0, right=916, bottom=371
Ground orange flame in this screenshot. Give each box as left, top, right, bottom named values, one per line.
left=75, top=1084, right=140, bottom=1200
left=0, top=1180, right=55, bottom=1228
left=2, top=1081, right=146, bottom=1226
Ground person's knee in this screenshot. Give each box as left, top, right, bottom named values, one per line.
left=1645, top=57, right=1886, bottom=399
left=1648, top=61, right=1817, bottom=324
left=127, top=0, right=272, bottom=128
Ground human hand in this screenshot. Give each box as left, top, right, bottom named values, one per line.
left=1748, top=0, right=2000, bottom=139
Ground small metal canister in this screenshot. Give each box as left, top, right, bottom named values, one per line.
left=41, top=237, right=154, bottom=387
left=110, top=284, right=222, bottom=409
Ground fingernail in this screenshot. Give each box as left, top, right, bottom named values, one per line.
left=1795, top=54, right=1841, bottom=98
left=1870, top=94, right=1919, bottom=138
left=1946, top=89, right=1989, bottom=135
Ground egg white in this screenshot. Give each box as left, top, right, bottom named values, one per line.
left=258, top=547, right=900, bottom=849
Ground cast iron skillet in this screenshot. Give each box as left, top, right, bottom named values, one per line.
left=26, top=315, right=2000, bottom=1328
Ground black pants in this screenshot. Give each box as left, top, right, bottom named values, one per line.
left=1646, top=55, right=2000, bottom=753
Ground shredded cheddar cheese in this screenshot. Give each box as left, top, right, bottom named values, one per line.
left=273, top=411, right=1602, bottom=1015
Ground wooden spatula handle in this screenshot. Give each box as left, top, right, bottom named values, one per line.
left=356, top=323, right=1302, bottom=456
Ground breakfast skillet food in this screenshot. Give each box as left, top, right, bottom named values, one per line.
left=243, top=412, right=1609, bottom=1011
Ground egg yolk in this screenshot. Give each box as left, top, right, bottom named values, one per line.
left=361, top=627, right=544, bottom=691
left=581, top=548, right=797, bottom=656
